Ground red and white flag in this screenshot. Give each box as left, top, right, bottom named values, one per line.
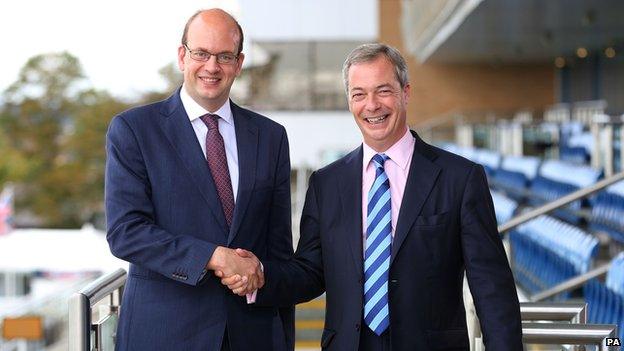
left=0, top=186, right=14, bottom=235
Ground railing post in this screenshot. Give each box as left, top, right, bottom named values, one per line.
left=68, top=293, right=90, bottom=351
left=68, top=268, right=127, bottom=351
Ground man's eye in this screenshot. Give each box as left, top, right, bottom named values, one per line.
left=378, top=90, right=392, bottom=96
left=218, top=54, right=234, bottom=62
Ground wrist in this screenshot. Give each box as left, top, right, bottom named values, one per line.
left=207, top=246, right=226, bottom=271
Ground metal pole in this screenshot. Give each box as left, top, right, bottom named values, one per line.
left=522, top=322, right=618, bottom=350
left=68, top=269, right=127, bottom=351
left=531, top=263, right=611, bottom=301
left=520, top=302, right=587, bottom=323
left=498, top=171, right=624, bottom=234
left=68, top=293, right=90, bottom=351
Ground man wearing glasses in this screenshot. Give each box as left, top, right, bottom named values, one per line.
left=105, top=9, right=293, bottom=351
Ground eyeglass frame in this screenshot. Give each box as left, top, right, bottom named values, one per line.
left=183, top=44, right=240, bottom=65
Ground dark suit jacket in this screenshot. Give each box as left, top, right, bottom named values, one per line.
left=105, top=90, right=294, bottom=350
left=259, top=131, right=523, bottom=350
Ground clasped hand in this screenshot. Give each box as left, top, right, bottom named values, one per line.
left=209, top=247, right=263, bottom=296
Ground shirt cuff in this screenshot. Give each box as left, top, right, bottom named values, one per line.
left=246, top=290, right=257, bottom=304
left=245, top=261, right=263, bottom=304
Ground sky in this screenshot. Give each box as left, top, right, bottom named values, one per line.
left=0, top=0, right=376, bottom=100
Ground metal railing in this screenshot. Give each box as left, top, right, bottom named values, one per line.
left=68, top=168, right=624, bottom=351
left=498, top=171, right=624, bottom=234
left=520, top=302, right=587, bottom=323
left=531, top=264, right=612, bottom=302
left=68, top=268, right=126, bottom=351
left=522, top=323, right=618, bottom=351
left=496, top=171, right=624, bottom=302
left=486, top=172, right=624, bottom=350
left=517, top=303, right=619, bottom=350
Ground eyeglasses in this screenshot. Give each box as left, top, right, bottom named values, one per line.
left=184, top=44, right=239, bottom=65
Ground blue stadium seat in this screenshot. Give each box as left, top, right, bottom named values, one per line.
left=472, top=148, right=501, bottom=177
left=590, top=181, right=624, bottom=243
left=584, top=253, right=624, bottom=340
left=492, top=155, right=540, bottom=200
left=560, top=131, right=592, bottom=164
left=510, top=215, right=599, bottom=299
left=529, top=160, right=602, bottom=223
left=490, top=191, right=518, bottom=225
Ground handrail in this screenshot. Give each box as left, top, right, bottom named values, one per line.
left=68, top=268, right=127, bottom=351
left=520, top=302, right=587, bottom=323
left=498, top=170, right=624, bottom=234
left=79, top=268, right=126, bottom=303
left=522, top=323, right=618, bottom=351
left=531, top=263, right=611, bottom=301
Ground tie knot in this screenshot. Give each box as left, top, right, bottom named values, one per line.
left=371, top=154, right=389, bottom=169
left=200, top=114, right=220, bottom=130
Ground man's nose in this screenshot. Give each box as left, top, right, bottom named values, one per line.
left=365, top=94, right=381, bottom=111
left=202, top=55, right=222, bottom=73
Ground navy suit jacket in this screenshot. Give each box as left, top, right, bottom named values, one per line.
left=259, top=131, right=523, bottom=350
left=105, top=90, right=294, bottom=350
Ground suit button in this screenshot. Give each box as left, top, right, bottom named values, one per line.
left=356, top=323, right=361, bottom=331
left=390, top=279, right=398, bottom=284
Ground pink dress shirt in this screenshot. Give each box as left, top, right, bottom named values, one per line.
left=362, top=128, right=415, bottom=248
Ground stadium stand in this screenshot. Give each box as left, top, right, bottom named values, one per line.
left=584, top=253, right=624, bottom=340
left=510, top=215, right=599, bottom=299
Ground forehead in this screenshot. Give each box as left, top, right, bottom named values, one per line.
left=187, top=14, right=240, bottom=50
left=348, top=57, right=399, bottom=90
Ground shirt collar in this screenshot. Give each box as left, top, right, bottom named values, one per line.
left=363, top=128, right=415, bottom=171
left=179, top=84, right=234, bottom=126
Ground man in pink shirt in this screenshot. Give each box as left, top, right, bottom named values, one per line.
left=223, top=43, right=522, bottom=351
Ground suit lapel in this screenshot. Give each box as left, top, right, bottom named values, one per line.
left=228, top=102, right=258, bottom=244
left=157, top=90, right=229, bottom=233
left=391, top=132, right=441, bottom=264
left=338, top=147, right=365, bottom=276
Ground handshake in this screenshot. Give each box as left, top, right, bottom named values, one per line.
left=207, top=246, right=263, bottom=296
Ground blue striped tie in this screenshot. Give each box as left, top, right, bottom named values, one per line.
left=363, top=153, right=392, bottom=335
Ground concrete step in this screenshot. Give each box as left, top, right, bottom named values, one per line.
left=294, top=296, right=326, bottom=349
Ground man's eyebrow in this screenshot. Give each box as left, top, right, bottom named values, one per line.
left=375, top=83, right=394, bottom=90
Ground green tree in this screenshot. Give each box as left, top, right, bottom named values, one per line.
left=0, top=52, right=128, bottom=227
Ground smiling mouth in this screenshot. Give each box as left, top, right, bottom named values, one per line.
left=199, top=77, right=220, bottom=84
left=365, top=115, right=388, bottom=124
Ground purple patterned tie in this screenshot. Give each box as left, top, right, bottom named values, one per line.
left=200, top=114, right=235, bottom=228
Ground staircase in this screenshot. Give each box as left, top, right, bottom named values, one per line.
left=295, top=295, right=325, bottom=349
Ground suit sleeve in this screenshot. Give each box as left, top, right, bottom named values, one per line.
left=460, top=164, right=523, bottom=350
left=266, top=127, right=296, bottom=349
left=258, top=171, right=325, bottom=307
left=105, top=115, right=217, bottom=286
left=267, top=127, right=294, bottom=261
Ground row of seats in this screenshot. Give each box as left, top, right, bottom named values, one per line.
left=510, top=215, right=599, bottom=298
left=584, top=253, right=624, bottom=340
left=590, top=181, right=624, bottom=243
left=447, top=142, right=624, bottom=337
left=490, top=191, right=518, bottom=224
left=441, top=144, right=624, bottom=244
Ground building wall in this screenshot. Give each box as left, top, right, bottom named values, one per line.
left=379, top=0, right=556, bottom=125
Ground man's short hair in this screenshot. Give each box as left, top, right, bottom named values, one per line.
left=181, top=9, right=244, bottom=54
left=342, top=43, right=409, bottom=94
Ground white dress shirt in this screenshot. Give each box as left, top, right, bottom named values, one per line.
left=180, top=86, right=239, bottom=201
left=180, top=87, right=257, bottom=303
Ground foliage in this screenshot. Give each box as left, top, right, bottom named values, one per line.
left=0, top=52, right=132, bottom=227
